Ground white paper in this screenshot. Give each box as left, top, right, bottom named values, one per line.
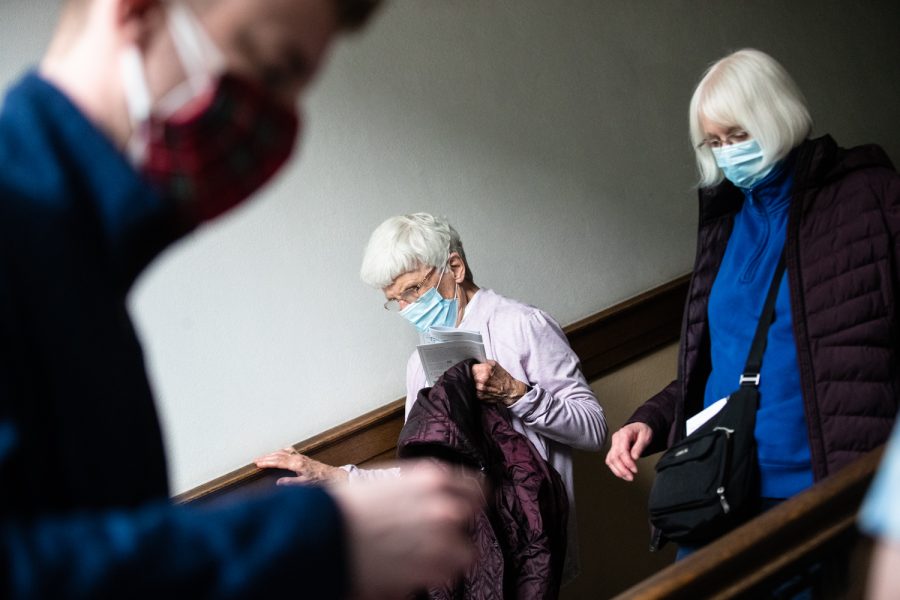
left=421, top=326, right=483, bottom=345
left=686, top=396, right=728, bottom=436
left=417, top=327, right=486, bottom=385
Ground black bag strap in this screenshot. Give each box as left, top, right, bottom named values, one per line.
left=738, top=249, right=787, bottom=388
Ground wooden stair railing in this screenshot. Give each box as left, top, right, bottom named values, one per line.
left=613, top=447, right=885, bottom=600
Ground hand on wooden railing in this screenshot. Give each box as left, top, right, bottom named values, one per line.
left=255, top=447, right=349, bottom=485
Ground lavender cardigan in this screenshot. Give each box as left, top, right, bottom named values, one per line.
left=408, top=289, right=607, bottom=580
left=349, top=289, right=607, bottom=582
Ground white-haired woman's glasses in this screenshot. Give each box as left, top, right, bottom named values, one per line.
left=383, top=267, right=437, bottom=312
left=697, top=128, right=750, bottom=149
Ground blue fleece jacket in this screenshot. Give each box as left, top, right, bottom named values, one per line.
left=703, top=162, right=814, bottom=499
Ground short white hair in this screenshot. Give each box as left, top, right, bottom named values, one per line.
left=359, top=213, right=471, bottom=289
left=689, top=48, right=813, bottom=188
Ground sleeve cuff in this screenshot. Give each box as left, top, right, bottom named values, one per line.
left=508, top=384, right=544, bottom=420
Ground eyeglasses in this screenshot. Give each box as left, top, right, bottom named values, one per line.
left=383, top=267, right=436, bottom=312
left=697, top=129, right=750, bottom=150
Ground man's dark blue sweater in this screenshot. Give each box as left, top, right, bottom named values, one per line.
left=0, top=72, right=347, bottom=598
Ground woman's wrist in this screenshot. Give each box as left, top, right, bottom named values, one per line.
left=503, top=381, right=530, bottom=407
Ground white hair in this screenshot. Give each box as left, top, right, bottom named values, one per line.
left=689, top=48, right=813, bottom=188
left=359, top=213, right=471, bottom=289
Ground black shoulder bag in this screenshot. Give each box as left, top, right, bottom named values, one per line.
left=647, top=251, right=786, bottom=550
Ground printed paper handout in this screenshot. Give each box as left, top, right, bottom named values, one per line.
left=417, top=326, right=487, bottom=386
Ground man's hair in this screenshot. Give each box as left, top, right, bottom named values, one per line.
left=689, top=48, right=813, bottom=188
left=62, top=0, right=383, bottom=31
left=360, top=213, right=474, bottom=289
left=334, top=0, right=383, bottom=31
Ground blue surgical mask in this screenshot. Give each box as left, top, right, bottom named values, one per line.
left=712, top=139, right=775, bottom=190
left=399, top=267, right=459, bottom=333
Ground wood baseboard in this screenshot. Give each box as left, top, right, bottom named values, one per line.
left=175, top=274, right=690, bottom=504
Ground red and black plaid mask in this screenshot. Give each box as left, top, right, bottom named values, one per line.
left=121, top=2, right=300, bottom=225
left=140, top=74, right=300, bottom=223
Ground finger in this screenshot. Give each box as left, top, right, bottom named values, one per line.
left=608, top=433, right=639, bottom=475
left=616, top=445, right=639, bottom=475
left=631, top=428, right=652, bottom=461
left=256, top=456, right=296, bottom=470
left=489, top=363, right=507, bottom=378
left=473, top=372, right=490, bottom=386
left=254, top=451, right=287, bottom=462
left=612, top=463, right=634, bottom=482
left=605, top=452, right=634, bottom=481
left=263, top=449, right=294, bottom=459
left=604, top=454, right=624, bottom=479
left=476, top=394, right=499, bottom=405
left=276, top=476, right=310, bottom=486
left=473, top=363, right=494, bottom=377
left=475, top=386, right=502, bottom=400
left=608, top=428, right=640, bottom=472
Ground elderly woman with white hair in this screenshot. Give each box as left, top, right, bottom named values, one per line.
left=606, top=48, right=899, bottom=558
left=257, top=212, right=607, bottom=582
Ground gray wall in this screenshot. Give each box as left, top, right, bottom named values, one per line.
left=1, top=1, right=898, bottom=493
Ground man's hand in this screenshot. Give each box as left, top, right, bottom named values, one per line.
left=330, top=463, right=485, bottom=599
left=472, top=360, right=528, bottom=407
left=255, top=448, right=349, bottom=485
left=605, top=422, right=654, bottom=482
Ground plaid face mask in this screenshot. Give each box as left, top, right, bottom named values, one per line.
left=140, top=73, right=299, bottom=223
left=121, top=2, right=300, bottom=224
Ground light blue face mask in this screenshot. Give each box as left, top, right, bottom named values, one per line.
left=399, top=267, right=459, bottom=333
left=712, top=139, right=775, bottom=190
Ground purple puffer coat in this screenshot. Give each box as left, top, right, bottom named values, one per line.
left=397, top=360, right=568, bottom=600
left=628, top=135, right=900, bottom=481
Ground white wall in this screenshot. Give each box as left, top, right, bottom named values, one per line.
left=1, top=1, right=898, bottom=493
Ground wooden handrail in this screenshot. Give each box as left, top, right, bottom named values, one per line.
left=613, top=447, right=885, bottom=599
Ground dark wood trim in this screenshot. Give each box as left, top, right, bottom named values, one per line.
left=612, top=447, right=884, bottom=599
left=565, top=274, right=689, bottom=381
left=176, top=274, right=690, bottom=504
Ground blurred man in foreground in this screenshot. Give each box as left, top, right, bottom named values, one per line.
left=0, top=0, right=481, bottom=597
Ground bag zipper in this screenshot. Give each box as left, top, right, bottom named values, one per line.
left=714, top=426, right=733, bottom=514
left=717, top=486, right=730, bottom=513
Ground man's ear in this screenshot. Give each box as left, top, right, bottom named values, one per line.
left=448, top=252, right=467, bottom=283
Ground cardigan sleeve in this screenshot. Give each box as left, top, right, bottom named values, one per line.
left=507, top=311, right=607, bottom=452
